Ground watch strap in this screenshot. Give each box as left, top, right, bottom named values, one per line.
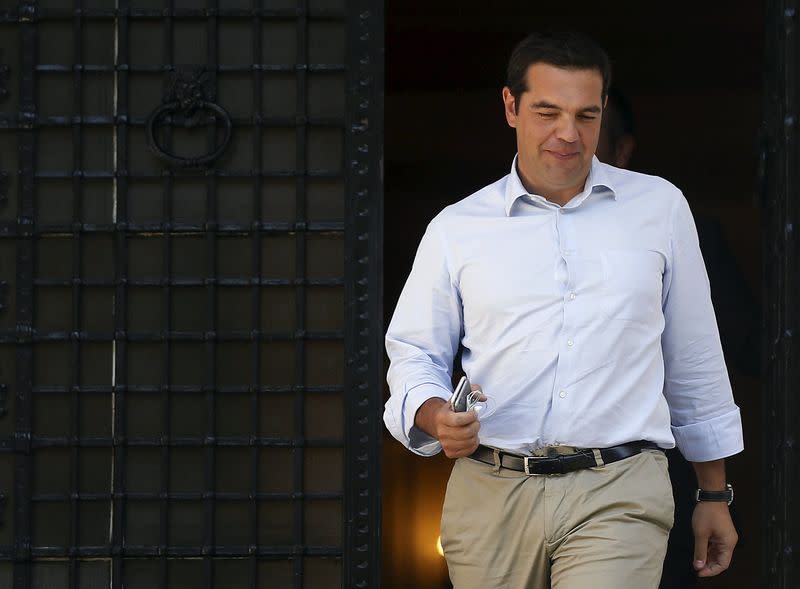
left=695, top=483, right=733, bottom=506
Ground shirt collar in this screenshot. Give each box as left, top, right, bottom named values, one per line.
left=504, top=154, right=617, bottom=217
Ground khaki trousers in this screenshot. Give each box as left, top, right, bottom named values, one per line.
left=440, top=449, right=674, bottom=589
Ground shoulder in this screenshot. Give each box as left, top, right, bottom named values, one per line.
left=428, top=175, right=508, bottom=231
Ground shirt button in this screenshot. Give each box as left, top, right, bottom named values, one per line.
left=569, top=292, right=576, bottom=300
left=559, top=390, right=567, bottom=398
left=567, top=339, right=574, bottom=347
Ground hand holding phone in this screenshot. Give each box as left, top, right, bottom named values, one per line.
left=450, top=376, right=482, bottom=413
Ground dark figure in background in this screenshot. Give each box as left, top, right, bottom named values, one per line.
left=596, top=88, right=760, bottom=589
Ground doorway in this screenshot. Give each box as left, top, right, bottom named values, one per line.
left=382, top=3, right=764, bottom=588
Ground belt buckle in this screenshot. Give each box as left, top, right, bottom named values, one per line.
left=523, top=455, right=558, bottom=476
left=524, top=446, right=564, bottom=476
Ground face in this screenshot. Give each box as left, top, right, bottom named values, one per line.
left=596, top=106, right=636, bottom=169
left=503, top=63, right=605, bottom=204
left=595, top=115, right=614, bottom=164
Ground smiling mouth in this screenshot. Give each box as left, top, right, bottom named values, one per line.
left=548, top=151, right=579, bottom=160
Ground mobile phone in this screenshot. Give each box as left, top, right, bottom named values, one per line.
left=449, top=376, right=471, bottom=412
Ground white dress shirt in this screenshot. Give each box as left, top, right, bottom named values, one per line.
left=384, top=156, right=744, bottom=462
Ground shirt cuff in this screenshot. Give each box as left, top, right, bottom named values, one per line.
left=671, top=407, right=744, bottom=462
left=403, top=383, right=452, bottom=457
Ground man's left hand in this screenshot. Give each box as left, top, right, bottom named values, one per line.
left=692, top=501, right=738, bottom=577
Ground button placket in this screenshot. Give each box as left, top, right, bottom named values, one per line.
left=552, top=206, right=575, bottom=416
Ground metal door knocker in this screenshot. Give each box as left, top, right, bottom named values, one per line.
left=145, top=67, right=232, bottom=168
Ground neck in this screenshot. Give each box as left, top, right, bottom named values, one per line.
left=516, top=161, right=588, bottom=207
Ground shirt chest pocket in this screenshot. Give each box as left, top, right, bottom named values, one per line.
left=601, top=250, right=665, bottom=324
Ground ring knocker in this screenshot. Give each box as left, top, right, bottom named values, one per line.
left=145, top=99, right=233, bottom=168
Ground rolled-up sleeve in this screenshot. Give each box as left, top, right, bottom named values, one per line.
left=384, top=220, right=462, bottom=456
left=661, top=194, right=744, bottom=462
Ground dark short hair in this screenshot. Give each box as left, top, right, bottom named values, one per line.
left=506, top=32, right=611, bottom=113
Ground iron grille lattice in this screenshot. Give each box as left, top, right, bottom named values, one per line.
left=0, top=1, right=383, bottom=588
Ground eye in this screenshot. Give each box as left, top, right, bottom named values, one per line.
left=578, top=114, right=598, bottom=121
left=537, top=112, right=557, bottom=119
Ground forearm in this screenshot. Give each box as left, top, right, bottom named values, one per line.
left=691, top=458, right=727, bottom=490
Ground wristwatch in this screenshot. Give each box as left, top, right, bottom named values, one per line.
left=695, top=483, right=734, bottom=506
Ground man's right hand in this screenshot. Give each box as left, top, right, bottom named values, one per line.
left=414, top=391, right=484, bottom=458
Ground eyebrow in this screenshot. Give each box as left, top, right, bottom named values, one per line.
left=532, top=101, right=602, bottom=114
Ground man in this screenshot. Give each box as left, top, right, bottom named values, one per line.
left=596, top=89, right=759, bottom=589
left=594, top=88, right=636, bottom=170
left=384, top=32, right=742, bottom=589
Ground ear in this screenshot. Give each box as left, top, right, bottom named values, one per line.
left=502, top=87, right=517, bottom=128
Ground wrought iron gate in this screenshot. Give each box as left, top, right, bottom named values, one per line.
left=0, top=1, right=383, bottom=588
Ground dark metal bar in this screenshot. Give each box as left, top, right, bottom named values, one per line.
left=13, top=2, right=37, bottom=588
left=28, top=114, right=344, bottom=127
left=28, top=172, right=345, bottom=184
left=292, top=4, right=309, bottom=588
left=159, top=6, right=175, bottom=588
left=0, top=546, right=341, bottom=560
left=27, top=277, right=346, bottom=288
left=250, top=2, right=264, bottom=587
left=68, top=5, right=86, bottom=588
left=203, top=5, right=220, bottom=586
left=113, top=2, right=131, bottom=587
left=29, top=383, right=342, bottom=394
left=30, top=491, right=342, bottom=501
left=23, top=110, right=344, bottom=127
left=28, top=64, right=347, bottom=74
left=23, top=437, right=343, bottom=449
left=16, top=7, right=346, bottom=21
left=15, top=221, right=346, bottom=234
left=344, top=0, right=384, bottom=587
left=26, top=384, right=342, bottom=396
left=762, top=2, right=800, bottom=586
left=2, top=545, right=343, bottom=558
left=19, top=330, right=343, bottom=343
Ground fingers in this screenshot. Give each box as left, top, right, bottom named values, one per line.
left=439, top=420, right=480, bottom=445
left=693, top=527, right=737, bottom=578
left=693, top=533, right=709, bottom=574
left=696, top=541, right=735, bottom=577
left=469, top=384, right=488, bottom=402
left=691, top=503, right=738, bottom=577
left=438, top=407, right=481, bottom=458
left=441, top=438, right=481, bottom=459
left=440, top=383, right=485, bottom=458
left=443, top=409, right=480, bottom=426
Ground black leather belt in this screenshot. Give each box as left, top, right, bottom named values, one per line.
left=468, top=441, right=661, bottom=475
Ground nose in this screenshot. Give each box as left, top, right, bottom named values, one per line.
left=555, top=117, right=579, bottom=143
